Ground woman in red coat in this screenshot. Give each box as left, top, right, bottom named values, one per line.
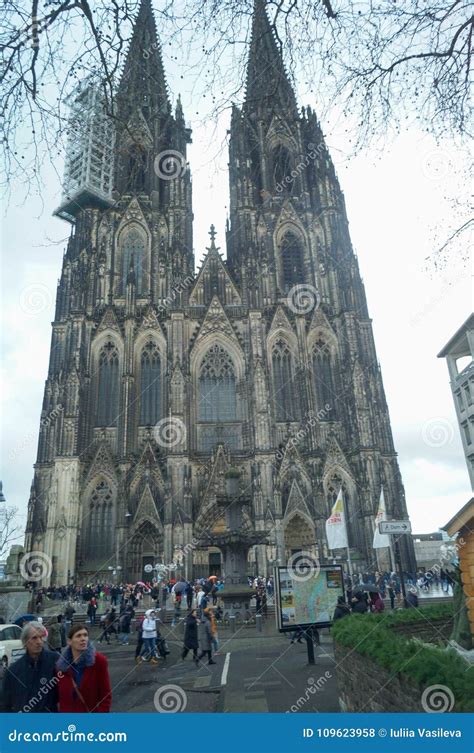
left=57, top=623, right=112, bottom=712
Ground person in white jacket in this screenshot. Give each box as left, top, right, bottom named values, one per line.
left=137, top=609, right=159, bottom=664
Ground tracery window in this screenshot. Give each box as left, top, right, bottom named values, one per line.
left=85, top=480, right=114, bottom=560
left=127, top=144, right=147, bottom=192
left=199, top=344, right=237, bottom=422
left=120, top=227, right=146, bottom=295
left=96, top=341, right=120, bottom=427
left=272, top=339, right=299, bottom=421
left=281, top=232, right=304, bottom=292
left=312, top=340, right=336, bottom=419
left=272, top=144, right=293, bottom=192
left=139, top=341, right=161, bottom=425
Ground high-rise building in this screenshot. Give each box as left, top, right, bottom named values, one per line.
left=25, top=0, right=415, bottom=585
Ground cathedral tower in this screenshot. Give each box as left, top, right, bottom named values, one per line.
left=26, top=0, right=415, bottom=586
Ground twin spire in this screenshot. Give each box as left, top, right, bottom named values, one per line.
left=118, top=0, right=170, bottom=115
left=120, top=0, right=297, bottom=116
left=244, top=0, right=298, bottom=113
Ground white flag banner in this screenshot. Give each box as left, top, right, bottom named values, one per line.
left=325, top=488, right=348, bottom=550
left=373, top=487, right=391, bottom=549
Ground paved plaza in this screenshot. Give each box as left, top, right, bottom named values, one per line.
left=92, top=619, right=339, bottom=713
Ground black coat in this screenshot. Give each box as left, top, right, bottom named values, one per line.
left=333, top=603, right=351, bottom=621
left=351, top=597, right=368, bottom=614
left=1, top=648, right=58, bottom=712
left=183, top=615, right=198, bottom=650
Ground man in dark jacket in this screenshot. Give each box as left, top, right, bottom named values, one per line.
left=351, top=592, right=368, bottom=614
left=1, top=621, right=58, bottom=712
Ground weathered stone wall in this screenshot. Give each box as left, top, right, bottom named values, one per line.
left=334, top=643, right=424, bottom=712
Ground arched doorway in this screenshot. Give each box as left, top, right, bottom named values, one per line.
left=283, top=513, right=316, bottom=562
left=127, top=520, right=162, bottom=582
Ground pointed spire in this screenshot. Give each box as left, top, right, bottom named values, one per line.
left=244, top=0, right=297, bottom=114
left=118, top=0, right=170, bottom=117
left=207, top=224, right=219, bottom=251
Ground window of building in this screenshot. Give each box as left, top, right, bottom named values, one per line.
left=281, top=232, right=304, bottom=293
left=272, top=144, right=293, bottom=193
left=199, top=344, right=237, bottom=422
left=462, top=422, right=471, bottom=445
left=463, top=381, right=472, bottom=406
left=455, top=390, right=464, bottom=411
left=272, top=339, right=299, bottom=421
left=96, top=341, right=120, bottom=427
left=85, top=480, right=114, bottom=560
left=312, top=340, right=336, bottom=419
left=127, top=144, right=147, bottom=192
left=120, top=227, right=145, bottom=295
left=139, top=341, right=161, bottom=425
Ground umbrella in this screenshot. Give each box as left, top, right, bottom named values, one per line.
left=173, top=581, right=186, bottom=594
left=14, top=614, right=36, bottom=626
left=208, top=575, right=218, bottom=581
left=353, top=583, right=380, bottom=594
left=136, top=581, right=145, bottom=587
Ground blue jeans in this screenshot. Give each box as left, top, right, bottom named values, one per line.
left=140, top=637, right=157, bottom=660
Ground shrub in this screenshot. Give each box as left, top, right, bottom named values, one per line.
left=332, top=604, right=474, bottom=712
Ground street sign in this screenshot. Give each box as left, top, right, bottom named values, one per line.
left=379, top=520, right=412, bottom=534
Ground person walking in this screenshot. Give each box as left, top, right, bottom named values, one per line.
left=119, top=609, right=132, bottom=645
left=137, top=609, right=159, bottom=664
left=86, top=597, right=97, bottom=626
left=64, top=603, right=75, bottom=636
left=197, top=609, right=216, bottom=665
left=185, top=581, right=194, bottom=610
left=387, top=581, right=396, bottom=610
left=57, top=624, right=111, bottom=712
left=209, top=608, right=219, bottom=655
left=1, top=622, right=58, bottom=712
left=182, top=609, right=199, bottom=664
left=134, top=614, right=144, bottom=664
left=47, top=615, right=64, bottom=652
left=196, top=587, right=206, bottom=618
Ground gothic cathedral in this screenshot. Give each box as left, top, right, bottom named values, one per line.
left=25, top=0, right=416, bottom=585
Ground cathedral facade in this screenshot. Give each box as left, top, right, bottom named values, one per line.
left=25, top=0, right=416, bottom=586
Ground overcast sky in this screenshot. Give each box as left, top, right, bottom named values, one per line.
left=1, top=9, right=472, bottom=545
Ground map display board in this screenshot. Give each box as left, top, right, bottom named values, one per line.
left=274, top=565, right=344, bottom=631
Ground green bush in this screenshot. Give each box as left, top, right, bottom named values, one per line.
left=332, top=604, right=474, bottom=712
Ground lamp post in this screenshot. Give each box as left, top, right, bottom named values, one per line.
left=107, top=565, right=122, bottom=584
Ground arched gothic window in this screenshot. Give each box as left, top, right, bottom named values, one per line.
left=120, top=227, right=146, bottom=295
left=139, top=341, right=161, bottom=425
left=281, top=232, right=305, bottom=292
left=312, top=340, right=336, bottom=419
left=96, top=341, right=120, bottom=427
left=272, top=339, right=299, bottom=421
left=199, top=344, right=237, bottom=421
left=85, top=480, right=114, bottom=560
left=272, top=144, right=293, bottom=193
left=127, top=144, right=147, bottom=192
